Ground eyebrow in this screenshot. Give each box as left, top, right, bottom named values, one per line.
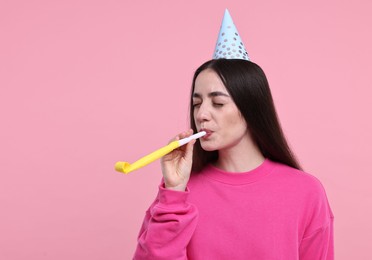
left=192, top=91, right=230, bottom=99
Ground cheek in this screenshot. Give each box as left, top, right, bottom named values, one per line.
left=224, top=108, right=246, bottom=128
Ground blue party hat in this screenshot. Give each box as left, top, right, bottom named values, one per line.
left=213, top=9, right=250, bottom=60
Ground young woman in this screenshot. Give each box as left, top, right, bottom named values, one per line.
left=133, top=59, right=334, bottom=259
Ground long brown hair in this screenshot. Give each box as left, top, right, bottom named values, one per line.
left=189, top=59, right=302, bottom=172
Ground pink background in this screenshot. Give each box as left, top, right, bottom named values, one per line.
left=1, top=0, right=371, bottom=259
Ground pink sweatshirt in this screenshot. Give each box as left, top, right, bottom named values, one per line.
left=134, top=159, right=334, bottom=259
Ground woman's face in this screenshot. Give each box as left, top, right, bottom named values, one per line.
left=193, top=69, right=249, bottom=152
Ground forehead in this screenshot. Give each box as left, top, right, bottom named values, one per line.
left=194, top=69, right=228, bottom=95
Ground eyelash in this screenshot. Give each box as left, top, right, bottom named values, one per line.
left=192, top=103, right=224, bottom=108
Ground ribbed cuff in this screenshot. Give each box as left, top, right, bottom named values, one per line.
left=158, top=183, right=190, bottom=207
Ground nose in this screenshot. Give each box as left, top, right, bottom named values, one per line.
left=195, top=103, right=211, bottom=123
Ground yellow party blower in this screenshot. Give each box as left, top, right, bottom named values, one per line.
left=115, top=131, right=206, bottom=174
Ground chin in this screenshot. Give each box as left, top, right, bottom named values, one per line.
left=200, top=143, right=219, bottom=152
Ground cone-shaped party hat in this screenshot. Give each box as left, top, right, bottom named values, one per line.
left=213, top=9, right=250, bottom=60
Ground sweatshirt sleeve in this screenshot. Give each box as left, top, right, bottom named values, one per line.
left=133, top=184, right=198, bottom=260
left=299, top=178, right=335, bottom=260
left=299, top=216, right=334, bottom=259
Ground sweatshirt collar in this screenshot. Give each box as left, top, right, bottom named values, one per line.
left=202, top=158, right=277, bottom=185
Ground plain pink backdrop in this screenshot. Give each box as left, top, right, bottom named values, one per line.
left=1, top=0, right=371, bottom=259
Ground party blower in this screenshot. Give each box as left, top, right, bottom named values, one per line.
left=115, top=131, right=206, bottom=174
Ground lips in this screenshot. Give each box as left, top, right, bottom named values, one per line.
left=200, top=128, right=213, bottom=139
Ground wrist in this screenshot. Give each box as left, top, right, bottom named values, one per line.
left=164, top=183, right=187, bottom=192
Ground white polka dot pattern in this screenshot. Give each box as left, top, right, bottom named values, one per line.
left=213, top=9, right=250, bottom=61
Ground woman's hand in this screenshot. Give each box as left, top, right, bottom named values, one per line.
left=161, top=129, right=196, bottom=191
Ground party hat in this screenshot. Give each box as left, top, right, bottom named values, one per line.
left=213, top=9, right=250, bottom=60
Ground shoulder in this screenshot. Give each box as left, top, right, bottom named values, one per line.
left=270, top=160, right=327, bottom=194
left=270, top=160, right=334, bottom=217
left=266, top=160, right=332, bottom=214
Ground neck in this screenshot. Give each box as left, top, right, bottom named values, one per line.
left=214, top=134, right=265, bottom=173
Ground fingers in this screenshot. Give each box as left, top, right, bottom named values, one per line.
left=161, top=129, right=195, bottom=191
left=169, top=129, right=194, bottom=143
left=184, top=139, right=196, bottom=162
left=177, top=129, right=194, bottom=140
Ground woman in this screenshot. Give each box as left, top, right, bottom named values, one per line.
left=133, top=59, right=334, bottom=259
